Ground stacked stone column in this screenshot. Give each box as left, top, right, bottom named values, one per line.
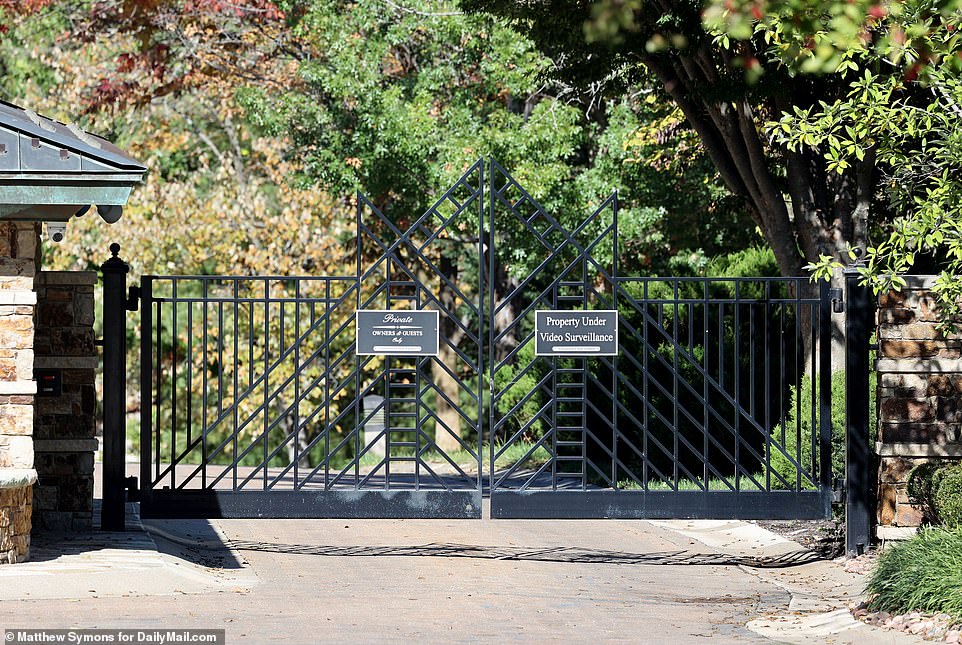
left=0, top=221, right=39, bottom=563
left=877, top=276, right=962, bottom=538
left=32, top=271, right=97, bottom=532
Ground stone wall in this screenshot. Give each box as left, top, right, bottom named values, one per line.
left=0, top=469, right=35, bottom=563
left=876, top=275, right=962, bottom=539
left=32, top=271, right=97, bottom=532
left=0, top=221, right=39, bottom=562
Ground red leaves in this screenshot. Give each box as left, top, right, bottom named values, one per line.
left=0, top=0, right=53, bottom=14
left=85, top=43, right=177, bottom=111
left=904, top=62, right=921, bottom=82
left=181, top=0, right=284, bottom=22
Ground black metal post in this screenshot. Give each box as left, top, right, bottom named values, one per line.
left=101, top=243, right=129, bottom=531
left=845, top=265, right=873, bottom=556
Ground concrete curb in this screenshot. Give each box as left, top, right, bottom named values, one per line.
left=647, top=519, right=927, bottom=644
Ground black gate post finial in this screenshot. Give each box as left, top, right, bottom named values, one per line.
left=101, top=243, right=130, bottom=531
left=844, top=251, right=874, bottom=556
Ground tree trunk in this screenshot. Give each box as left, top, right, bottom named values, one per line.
left=433, top=338, right=464, bottom=453
left=431, top=255, right=466, bottom=454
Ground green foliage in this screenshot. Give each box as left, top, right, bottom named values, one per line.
left=707, top=245, right=779, bottom=278
left=711, top=0, right=962, bottom=323
left=703, top=0, right=962, bottom=75
left=935, top=468, right=962, bottom=528
left=492, top=340, right=545, bottom=441
left=906, top=462, right=962, bottom=527
left=770, top=370, right=876, bottom=489
left=907, top=461, right=949, bottom=523
left=866, top=526, right=962, bottom=620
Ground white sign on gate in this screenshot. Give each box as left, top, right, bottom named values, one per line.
left=355, top=309, right=440, bottom=356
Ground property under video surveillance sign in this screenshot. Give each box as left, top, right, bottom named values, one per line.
left=534, top=310, right=619, bottom=356
left=355, top=310, right=440, bottom=356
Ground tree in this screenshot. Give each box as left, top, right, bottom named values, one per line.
left=461, top=0, right=877, bottom=280
left=709, top=0, right=962, bottom=319
left=3, top=0, right=759, bottom=452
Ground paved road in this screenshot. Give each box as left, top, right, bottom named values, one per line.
left=0, top=506, right=927, bottom=645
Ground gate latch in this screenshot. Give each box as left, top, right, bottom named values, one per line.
left=126, top=286, right=140, bottom=312
left=830, top=288, right=844, bottom=313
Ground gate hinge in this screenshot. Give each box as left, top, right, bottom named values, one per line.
left=830, top=288, right=844, bottom=313
left=832, top=477, right=846, bottom=504
left=126, top=286, right=140, bottom=312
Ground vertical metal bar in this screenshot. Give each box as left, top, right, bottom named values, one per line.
left=719, top=297, right=729, bottom=486
left=799, top=292, right=822, bottom=483
left=812, top=281, right=832, bottom=510
left=264, top=279, right=271, bottom=490
left=155, top=297, right=162, bottom=485
left=414, top=272, right=421, bottom=492
left=477, top=161, right=484, bottom=493
left=642, top=280, right=649, bottom=489
left=294, top=279, right=301, bottom=490
left=202, top=279, right=208, bottom=489
left=733, top=281, right=741, bottom=490
left=779, top=296, right=787, bottom=470
left=384, top=252, right=392, bottom=491
left=764, top=280, right=771, bottom=491
left=170, top=279, right=177, bottom=490
left=140, top=275, right=152, bottom=503
left=325, top=280, right=332, bottom=490
left=610, top=196, right=619, bottom=490
left=322, top=278, right=330, bottom=490
left=703, top=280, right=710, bottom=488
left=101, top=243, right=129, bottom=531
left=810, top=296, right=818, bottom=487
left=552, top=279, right=559, bottom=491
left=232, top=279, right=239, bottom=491
left=488, top=159, right=498, bottom=493
left=186, top=288, right=192, bottom=454
left=796, top=282, right=803, bottom=489
left=672, top=282, right=679, bottom=489
left=355, top=193, right=363, bottom=489
left=551, top=356, right=558, bottom=490
left=217, top=300, right=224, bottom=415
left=581, top=254, right=588, bottom=490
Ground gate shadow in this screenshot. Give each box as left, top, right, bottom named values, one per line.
left=222, top=540, right=824, bottom=569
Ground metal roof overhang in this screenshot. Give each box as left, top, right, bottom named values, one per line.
left=0, top=101, right=147, bottom=224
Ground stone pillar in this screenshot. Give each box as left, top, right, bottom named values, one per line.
left=32, top=271, right=97, bottom=532
left=0, top=221, right=39, bottom=563
left=876, top=275, right=962, bottom=539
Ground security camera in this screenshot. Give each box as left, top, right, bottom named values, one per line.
left=46, top=222, right=66, bottom=243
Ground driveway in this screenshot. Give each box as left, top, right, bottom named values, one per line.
left=0, top=505, right=925, bottom=644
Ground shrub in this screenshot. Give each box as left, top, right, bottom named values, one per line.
left=907, top=461, right=948, bottom=524
left=935, top=467, right=962, bottom=528
left=907, top=462, right=962, bottom=527
left=866, top=526, right=962, bottom=620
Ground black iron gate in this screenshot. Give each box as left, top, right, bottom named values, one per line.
left=134, top=158, right=833, bottom=519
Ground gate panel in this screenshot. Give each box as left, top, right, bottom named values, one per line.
left=139, top=162, right=485, bottom=518
left=487, top=161, right=833, bottom=519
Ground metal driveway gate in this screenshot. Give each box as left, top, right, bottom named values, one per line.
left=135, top=159, right=833, bottom=519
